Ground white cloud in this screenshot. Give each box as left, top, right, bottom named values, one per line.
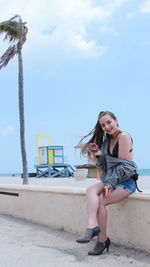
left=71, top=33, right=106, bottom=58
left=126, top=12, right=136, bottom=18
left=0, top=0, right=127, bottom=59
left=0, top=126, right=16, bottom=136
left=139, top=0, right=150, bottom=13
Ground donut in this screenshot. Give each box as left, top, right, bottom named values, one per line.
left=88, top=143, right=99, bottom=152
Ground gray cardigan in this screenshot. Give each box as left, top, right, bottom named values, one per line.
left=96, top=136, right=137, bottom=189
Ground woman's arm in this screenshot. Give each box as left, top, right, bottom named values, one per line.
left=118, top=132, right=133, bottom=160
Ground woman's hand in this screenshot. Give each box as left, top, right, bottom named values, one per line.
left=88, top=143, right=101, bottom=156
left=103, top=185, right=112, bottom=197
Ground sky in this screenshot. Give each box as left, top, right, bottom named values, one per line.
left=0, top=0, right=150, bottom=174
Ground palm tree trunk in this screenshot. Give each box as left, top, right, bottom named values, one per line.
left=18, top=44, right=28, bottom=184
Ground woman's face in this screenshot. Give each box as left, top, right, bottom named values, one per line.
left=99, top=114, right=118, bottom=136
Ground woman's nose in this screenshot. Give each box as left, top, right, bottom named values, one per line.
left=105, top=125, right=109, bottom=130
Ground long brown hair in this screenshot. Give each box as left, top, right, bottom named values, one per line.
left=78, top=111, right=118, bottom=160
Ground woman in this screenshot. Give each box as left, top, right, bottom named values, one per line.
left=76, top=111, right=138, bottom=256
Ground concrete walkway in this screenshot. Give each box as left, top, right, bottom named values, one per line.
left=0, top=176, right=150, bottom=266
left=0, top=214, right=150, bottom=267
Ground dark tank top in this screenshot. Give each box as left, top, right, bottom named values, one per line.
left=108, top=137, right=133, bottom=158
left=108, top=141, right=119, bottom=157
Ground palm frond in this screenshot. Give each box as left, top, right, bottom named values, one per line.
left=0, top=15, right=28, bottom=44
left=0, top=45, right=18, bottom=69
left=0, top=15, right=28, bottom=69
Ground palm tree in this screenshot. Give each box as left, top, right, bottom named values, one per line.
left=0, top=15, right=29, bottom=184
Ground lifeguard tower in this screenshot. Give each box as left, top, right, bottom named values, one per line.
left=35, top=135, right=74, bottom=178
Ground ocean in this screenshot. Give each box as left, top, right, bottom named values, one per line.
left=137, top=168, right=150, bottom=176
left=0, top=173, right=21, bottom=177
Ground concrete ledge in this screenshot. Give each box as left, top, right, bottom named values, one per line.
left=0, top=184, right=86, bottom=195
left=0, top=184, right=150, bottom=252
left=0, top=184, right=150, bottom=198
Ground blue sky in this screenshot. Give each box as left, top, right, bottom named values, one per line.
left=0, top=0, right=150, bottom=173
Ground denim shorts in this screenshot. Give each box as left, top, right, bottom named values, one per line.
left=118, top=178, right=136, bottom=194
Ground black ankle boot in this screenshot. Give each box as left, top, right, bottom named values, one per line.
left=76, top=226, right=100, bottom=243
left=88, top=237, right=111, bottom=255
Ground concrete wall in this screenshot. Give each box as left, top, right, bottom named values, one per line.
left=0, top=184, right=150, bottom=252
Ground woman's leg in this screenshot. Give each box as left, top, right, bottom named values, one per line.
left=76, top=182, right=104, bottom=243
left=97, top=186, right=130, bottom=242
left=86, top=182, right=104, bottom=228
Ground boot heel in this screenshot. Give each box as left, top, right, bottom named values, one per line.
left=106, top=245, right=109, bottom=252
left=105, top=238, right=110, bottom=252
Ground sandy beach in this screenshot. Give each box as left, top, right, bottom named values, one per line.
left=0, top=175, right=149, bottom=190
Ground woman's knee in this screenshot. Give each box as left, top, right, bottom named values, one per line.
left=86, top=185, right=95, bottom=196
left=86, top=183, right=103, bottom=196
